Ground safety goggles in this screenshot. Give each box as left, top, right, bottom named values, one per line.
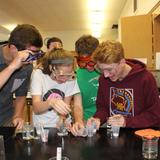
left=97, top=63, right=120, bottom=74
left=24, top=50, right=44, bottom=62
left=53, top=67, right=76, bottom=81
left=77, top=55, right=96, bottom=69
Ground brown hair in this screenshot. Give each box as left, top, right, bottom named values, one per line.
left=41, top=49, right=74, bottom=75
left=92, top=40, right=124, bottom=64
left=46, top=37, right=63, bottom=49
left=8, top=24, right=43, bottom=51
left=75, top=35, right=99, bottom=56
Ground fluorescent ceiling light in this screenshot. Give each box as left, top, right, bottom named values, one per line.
left=88, top=0, right=106, bottom=11
left=88, top=0, right=106, bottom=39
left=91, top=23, right=102, bottom=31
left=92, top=30, right=101, bottom=38
left=90, top=11, right=105, bottom=23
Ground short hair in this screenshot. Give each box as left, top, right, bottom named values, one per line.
left=41, top=49, right=74, bottom=75
left=92, top=40, right=124, bottom=64
left=75, top=35, right=99, bottom=56
left=46, top=37, right=63, bottom=49
left=8, top=24, right=43, bottom=51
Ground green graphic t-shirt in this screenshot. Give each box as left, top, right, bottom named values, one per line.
left=76, top=68, right=100, bottom=120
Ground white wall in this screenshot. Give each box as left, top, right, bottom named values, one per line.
left=0, top=33, right=9, bottom=41
left=136, top=0, right=160, bottom=15
left=121, top=0, right=159, bottom=16
left=118, top=0, right=160, bottom=41
left=0, top=25, right=10, bottom=41
left=41, top=30, right=90, bottom=51
left=42, top=28, right=118, bottom=51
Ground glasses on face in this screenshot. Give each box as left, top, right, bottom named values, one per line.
left=77, top=55, right=96, bottom=69
left=53, top=68, right=75, bottom=81
left=24, top=50, right=44, bottom=62
left=97, top=63, right=120, bottom=74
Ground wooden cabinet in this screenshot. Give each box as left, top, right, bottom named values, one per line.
left=121, top=1, right=160, bottom=70
left=152, top=14, right=160, bottom=61
left=121, top=14, right=153, bottom=68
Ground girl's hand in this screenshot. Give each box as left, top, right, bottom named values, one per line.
left=48, top=99, right=71, bottom=115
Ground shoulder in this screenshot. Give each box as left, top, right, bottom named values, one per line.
left=65, top=79, right=79, bottom=86
left=76, top=68, right=84, bottom=75
left=144, top=70, right=157, bottom=83
left=16, top=64, right=33, bottom=77
left=31, top=68, right=44, bottom=79
left=76, top=68, right=99, bottom=78
left=99, top=74, right=105, bottom=81
left=22, top=64, right=33, bottom=73
left=76, top=68, right=92, bottom=74
left=140, top=70, right=155, bottom=80
left=136, top=70, right=157, bottom=88
left=32, top=68, right=43, bottom=74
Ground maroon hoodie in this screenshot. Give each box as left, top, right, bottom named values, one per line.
left=94, top=59, right=160, bottom=128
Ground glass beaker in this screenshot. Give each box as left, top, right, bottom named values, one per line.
left=142, top=136, right=159, bottom=159
left=22, top=122, right=34, bottom=140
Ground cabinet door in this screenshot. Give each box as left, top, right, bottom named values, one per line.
left=121, top=14, right=152, bottom=68
left=153, top=14, right=160, bottom=53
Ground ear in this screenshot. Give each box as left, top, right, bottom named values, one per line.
left=49, top=65, right=52, bottom=71
left=9, top=44, right=18, bottom=53
left=120, top=58, right=126, bottom=64
left=49, top=65, right=56, bottom=72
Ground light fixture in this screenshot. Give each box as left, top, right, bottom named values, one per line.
left=88, top=0, right=106, bottom=11
left=89, top=11, right=105, bottom=23
left=91, top=30, right=101, bottom=38
left=88, top=0, right=106, bottom=38
left=91, top=23, right=102, bottom=31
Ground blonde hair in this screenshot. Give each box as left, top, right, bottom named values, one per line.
left=92, top=40, right=124, bottom=64
left=41, top=49, right=74, bottom=75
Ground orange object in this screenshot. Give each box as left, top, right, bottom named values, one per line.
left=135, top=129, right=160, bottom=139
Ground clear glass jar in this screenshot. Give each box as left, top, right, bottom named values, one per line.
left=142, top=136, right=159, bottom=159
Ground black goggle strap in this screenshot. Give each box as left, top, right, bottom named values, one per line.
left=50, top=58, right=74, bottom=65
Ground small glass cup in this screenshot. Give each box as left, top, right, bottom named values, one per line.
left=87, top=125, right=94, bottom=137
left=111, top=126, right=120, bottom=137
left=57, top=124, right=68, bottom=136
left=57, top=116, right=69, bottom=137
left=106, top=124, right=112, bottom=138
left=40, top=129, right=49, bottom=143
left=142, top=136, right=159, bottom=159
left=22, top=122, right=34, bottom=140
left=77, top=127, right=88, bottom=137
left=35, top=123, right=41, bottom=136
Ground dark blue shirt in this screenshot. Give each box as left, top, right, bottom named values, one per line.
left=0, top=45, right=33, bottom=125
